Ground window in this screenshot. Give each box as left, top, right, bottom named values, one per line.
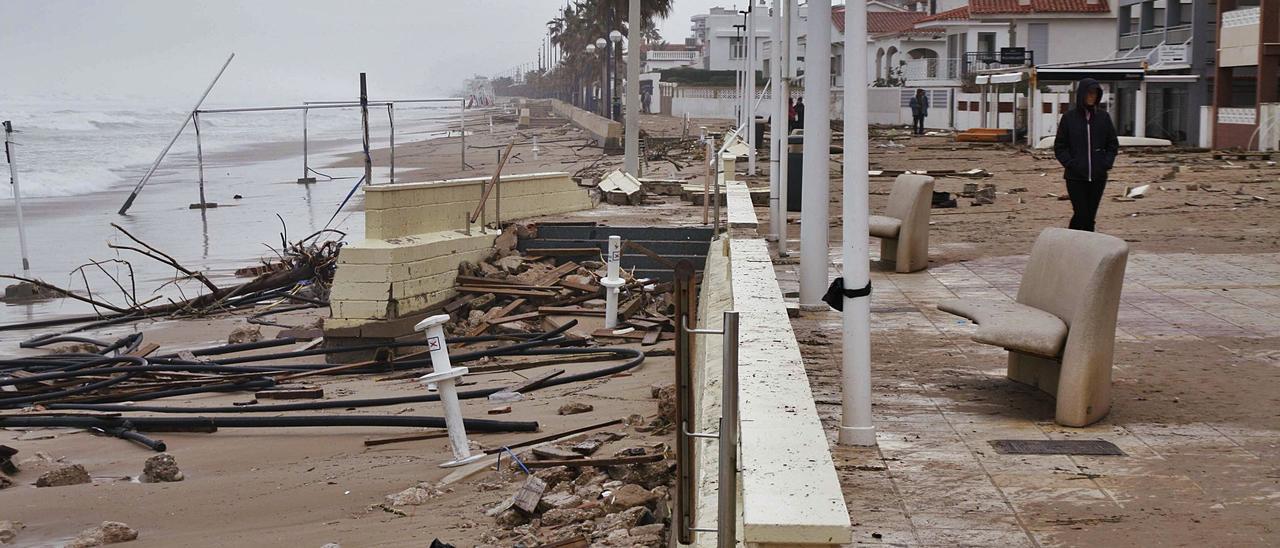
left=1119, top=6, right=1133, bottom=34
left=730, top=37, right=745, bottom=59
left=978, top=32, right=997, bottom=53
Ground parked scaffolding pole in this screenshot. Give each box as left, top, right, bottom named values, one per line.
left=799, top=0, right=832, bottom=307
left=118, top=53, right=234, bottom=215
left=3, top=121, right=31, bottom=275
left=776, top=0, right=792, bottom=257
left=839, top=0, right=877, bottom=447
left=624, top=0, right=641, bottom=176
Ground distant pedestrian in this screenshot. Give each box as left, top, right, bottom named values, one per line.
left=909, top=89, right=929, bottom=135
left=642, top=89, right=652, bottom=114
left=1054, top=78, right=1119, bottom=232
left=794, top=97, right=805, bottom=131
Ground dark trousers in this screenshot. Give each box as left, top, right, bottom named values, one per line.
left=1066, top=177, right=1107, bottom=232
left=912, top=115, right=925, bottom=135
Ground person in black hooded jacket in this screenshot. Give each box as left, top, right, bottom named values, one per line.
left=1054, top=78, right=1120, bottom=232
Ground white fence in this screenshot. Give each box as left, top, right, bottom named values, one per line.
left=668, top=85, right=804, bottom=120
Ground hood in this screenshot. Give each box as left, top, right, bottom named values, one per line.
left=1076, top=78, right=1102, bottom=112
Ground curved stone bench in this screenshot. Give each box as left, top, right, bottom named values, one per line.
left=868, top=174, right=934, bottom=273
left=938, top=228, right=1130, bottom=427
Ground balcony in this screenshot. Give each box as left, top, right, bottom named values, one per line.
left=901, top=58, right=962, bottom=81
left=962, top=50, right=1035, bottom=78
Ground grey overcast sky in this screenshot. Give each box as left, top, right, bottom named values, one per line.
left=0, top=0, right=730, bottom=107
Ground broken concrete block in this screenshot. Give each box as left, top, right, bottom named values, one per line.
left=141, top=454, right=183, bottom=483
left=0, top=521, right=24, bottom=544
left=557, top=402, right=594, bottom=415
left=227, top=325, right=262, bottom=345
left=598, top=170, right=645, bottom=206
left=606, top=483, right=658, bottom=512
left=67, top=521, right=137, bottom=547
left=36, top=464, right=91, bottom=487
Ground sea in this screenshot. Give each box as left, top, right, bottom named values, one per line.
left=0, top=94, right=463, bottom=329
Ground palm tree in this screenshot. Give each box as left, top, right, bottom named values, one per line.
left=545, top=1, right=674, bottom=107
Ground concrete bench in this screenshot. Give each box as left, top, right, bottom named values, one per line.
left=938, top=228, right=1129, bottom=427
left=868, top=174, right=934, bottom=273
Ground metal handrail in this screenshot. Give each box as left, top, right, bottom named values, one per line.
left=679, top=311, right=741, bottom=548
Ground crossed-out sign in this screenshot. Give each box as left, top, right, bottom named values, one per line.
left=426, top=336, right=442, bottom=352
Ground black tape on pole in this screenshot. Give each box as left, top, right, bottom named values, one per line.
left=822, top=277, right=872, bottom=312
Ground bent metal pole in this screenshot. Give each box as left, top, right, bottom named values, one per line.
left=3, top=121, right=32, bottom=275
left=118, top=53, right=234, bottom=215
left=839, top=0, right=876, bottom=447
left=798, top=0, right=832, bottom=307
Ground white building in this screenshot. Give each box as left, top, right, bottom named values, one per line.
left=642, top=44, right=703, bottom=73
left=690, top=3, right=774, bottom=73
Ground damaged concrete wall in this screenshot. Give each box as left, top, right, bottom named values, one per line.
left=328, top=172, right=592, bottom=331
left=549, top=99, right=623, bottom=151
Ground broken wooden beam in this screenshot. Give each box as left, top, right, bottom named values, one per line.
left=524, top=453, right=664, bottom=469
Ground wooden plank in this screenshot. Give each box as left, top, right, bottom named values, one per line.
left=363, top=431, right=448, bottom=447
left=464, top=298, right=529, bottom=338
left=455, top=275, right=528, bottom=287
left=532, top=446, right=583, bottom=460
left=533, top=261, right=580, bottom=286
left=503, top=369, right=565, bottom=394
left=443, top=295, right=472, bottom=314
left=125, top=342, right=161, bottom=358
left=538, top=306, right=606, bottom=316
left=641, top=329, right=661, bottom=346
left=488, top=311, right=543, bottom=325
left=592, top=328, right=675, bottom=341
left=524, top=453, right=663, bottom=469
left=558, top=279, right=602, bottom=293
left=482, top=419, right=624, bottom=455
left=537, top=536, right=588, bottom=548
left=456, top=286, right=557, bottom=298
left=623, top=240, right=676, bottom=270
left=619, top=296, right=645, bottom=319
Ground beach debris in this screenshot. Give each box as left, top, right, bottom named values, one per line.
left=1, top=281, right=57, bottom=303
left=0, top=521, right=25, bottom=545
left=141, top=453, right=183, bottom=483
left=558, top=402, right=594, bottom=415
left=0, top=476, right=12, bottom=490
left=36, top=463, right=91, bottom=487
left=596, top=170, right=644, bottom=206
left=227, top=325, right=263, bottom=344
left=385, top=483, right=445, bottom=507
left=0, top=446, right=18, bottom=476
left=488, top=405, right=513, bottom=415
left=1126, top=184, right=1151, bottom=199
left=66, top=521, right=138, bottom=548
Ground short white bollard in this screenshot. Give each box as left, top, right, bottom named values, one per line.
left=532, top=136, right=540, bottom=160
left=415, top=314, right=486, bottom=468
left=601, top=235, right=625, bottom=329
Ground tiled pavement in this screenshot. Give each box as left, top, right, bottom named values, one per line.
left=776, top=249, right=1280, bottom=547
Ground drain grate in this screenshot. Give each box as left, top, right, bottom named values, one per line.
left=989, top=439, right=1125, bottom=456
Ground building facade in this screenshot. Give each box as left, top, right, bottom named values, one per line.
left=1213, top=0, right=1279, bottom=150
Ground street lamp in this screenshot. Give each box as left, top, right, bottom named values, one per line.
left=585, top=44, right=597, bottom=111
left=596, top=38, right=609, bottom=118
left=609, top=30, right=624, bottom=121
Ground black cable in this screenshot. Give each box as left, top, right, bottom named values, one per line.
left=0, top=414, right=539, bottom=433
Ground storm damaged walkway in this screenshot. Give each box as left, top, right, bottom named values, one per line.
left=776, top=250, right=1280, bottom=546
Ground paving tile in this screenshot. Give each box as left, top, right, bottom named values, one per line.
left=908, top=512, right=1022, bottom=531
left=913, top=528, right=1036, bottom=547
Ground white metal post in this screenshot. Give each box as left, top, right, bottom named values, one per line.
left=601, top=235, right=625, bottom=329
left=746, top=1, right=758, bottom=176
left=3, top=122, right=32, bottom=275
left=415, top=314, right=486, bottom=467
left=624, top=0, right=641, bottom=176
left=767, top=0, right=783, bottom=243
left=777, top=0, right=792, bottom=257
left=839, top=0, right=876, bottom=447
left=798, top=0, right=833, bottom=307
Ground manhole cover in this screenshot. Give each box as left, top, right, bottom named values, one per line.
left=989, top=439, right=1125, bottom=456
